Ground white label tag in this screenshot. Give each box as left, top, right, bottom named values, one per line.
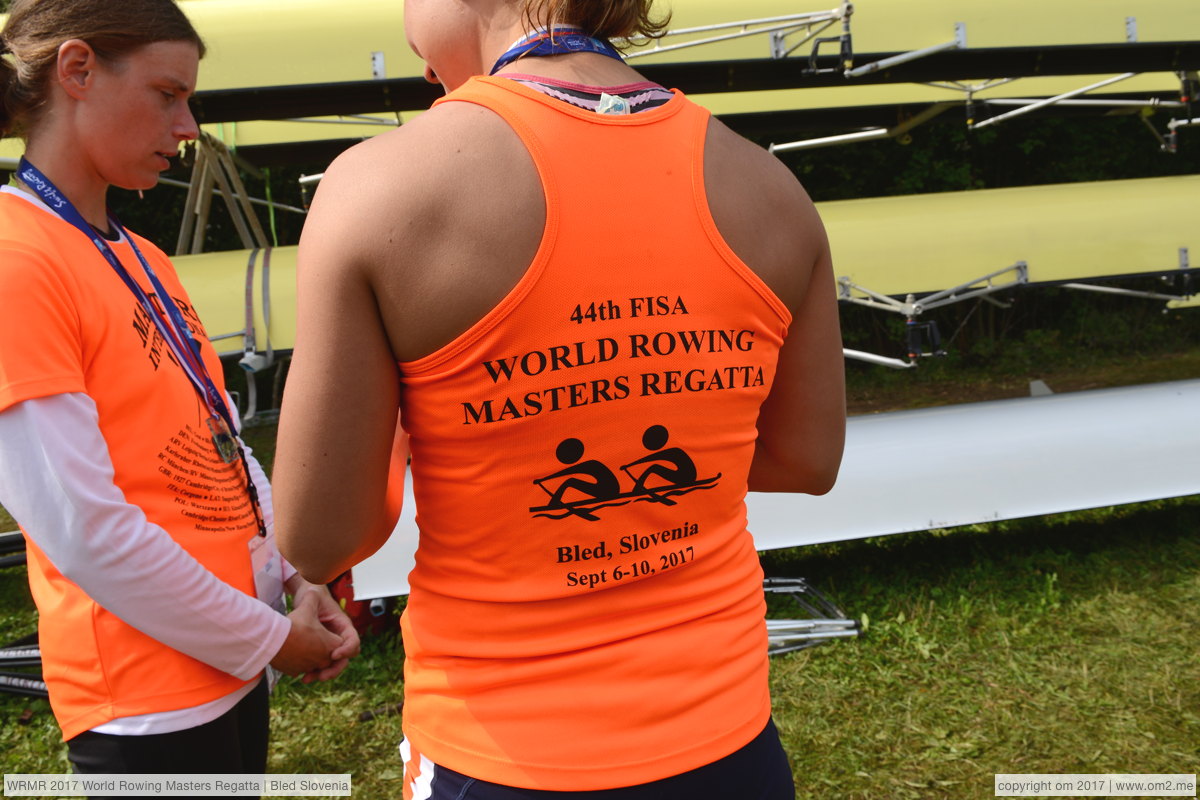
left=597, top=92, right=630, bottom=115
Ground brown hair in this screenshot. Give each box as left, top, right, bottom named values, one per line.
left=521, top=0, right=671, bottom=43
left=0, top=0, right=205, bottom=138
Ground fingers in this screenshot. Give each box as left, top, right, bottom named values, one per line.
left=299, top=655, right=348, bottom=684
left=330, top=631, right=361, bottom=662
left=310, top=657, right=351, bottom=683
left=277, top=584, right=368, bottom=684
left=317, top=623, right=342, bottom=653
left=281, top=609, right=354, bottom=680
left=306, top=585, right=363, bottom=660
left=323, top=612, right=360, bottom=644
left=317, top=602, right=354, bottom=630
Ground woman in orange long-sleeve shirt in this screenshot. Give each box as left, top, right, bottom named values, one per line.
left=0, top=0, right=357, bottom=779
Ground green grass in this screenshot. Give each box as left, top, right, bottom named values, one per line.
left=2, top=495, right=1197, bottom=798
left=763, top=497, right=1200, bottom=798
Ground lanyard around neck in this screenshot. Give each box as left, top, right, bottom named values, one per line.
left=490, top=26, right=624, bottom=75
left=18, top=158, right=226, bottom=420
left=16, top=158, right=267, bottom=536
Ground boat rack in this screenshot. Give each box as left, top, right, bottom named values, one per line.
left=623, top=3, right=853, bottom=68
left=0, top=633, right=46, bottom=700
left=0, top=532, right=44, bottom=700
left=764, top=577, right=861, bottom=656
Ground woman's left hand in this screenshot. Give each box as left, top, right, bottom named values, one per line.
left=290, top=581, right=362, bottom=683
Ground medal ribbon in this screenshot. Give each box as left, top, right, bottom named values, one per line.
left=490, top=25, right=624, bottom=75
left=18, top=158, right=267, bottom=536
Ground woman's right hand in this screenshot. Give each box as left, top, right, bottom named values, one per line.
left=269, top=590, right=342, bottom=677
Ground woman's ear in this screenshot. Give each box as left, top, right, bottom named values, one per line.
left=56, top=39, right=98, bottom=100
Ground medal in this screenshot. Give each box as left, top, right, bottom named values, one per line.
left=207, top=415, right=239, bottom=464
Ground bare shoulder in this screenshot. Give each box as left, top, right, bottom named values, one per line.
left=330, top=101, right=519, bottom=182
left=309, top=101, right=521, bottom=239
left=702, top=116, right=827, bottom=312
left=303, top=99, right=540, bottom=270
left=705, top=117, right=809, bottom=205
left=300, top=97, right=545, bottom=361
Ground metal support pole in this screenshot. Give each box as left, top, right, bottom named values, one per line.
left=188, top=157, right=217, bottom=256
left=157, top=177, right=307, bottom=216
left=1061, top=283, right=1189, bottom=302
left=972, top=73, right=1138, bottom=129
left=207, top=157, right=258, bottom=251
left=179, top=134, right=271, bottom=252
left=771, top=128, right=889, bottom=153
left=216, top=147, right=270, bottom=249
left=623, top=7, right=848, bottom=61
left=837, top=276, right=914, bottom=314
left=985, top=98, right=1183, bottom=109
left=837, top=263, right=1027, bottom=318
left=771, top=102, right=955, bottom=153
left=176, top=145, right=206, bottom=255
left=845, top=22, right=964, bottom=78
left=844, top=348, right=917, bottom=370
left=908, top=262, right=1028, bottom=313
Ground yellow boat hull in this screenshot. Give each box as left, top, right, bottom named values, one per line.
left=174, top=173, right=1199, bottom=357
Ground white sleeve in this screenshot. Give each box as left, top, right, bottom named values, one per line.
left=241, top=445, right=296, bottom=585
left=0, top=392, right=290, bottom=680
left=226, top=393, right=296, bottom=585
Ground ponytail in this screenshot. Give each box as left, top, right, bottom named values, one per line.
left=0, top=36, right=34, bottom=140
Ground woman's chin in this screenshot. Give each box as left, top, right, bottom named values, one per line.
left=114, top=171, right=164, bottom=193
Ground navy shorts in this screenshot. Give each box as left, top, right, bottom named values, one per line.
left=402, top=718, right=795, bottom=800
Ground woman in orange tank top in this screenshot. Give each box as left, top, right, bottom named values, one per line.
left=275, top=1, right=846, bottom=797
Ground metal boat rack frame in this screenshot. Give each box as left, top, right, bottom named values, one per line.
left=838, top=245, right=1197, bottom=369
left=174, top=135, right=288, bottom=422
left=0, top=532, right=45, bottom=700
left=764, top=577, right=861, bottom=656
left=0, top=633, right=46, bottom=700
left=623, top=4, right=854, bottom=67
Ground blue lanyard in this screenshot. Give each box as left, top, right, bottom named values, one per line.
left=490, top=26, right=624, bottom=75
left=17, top=158, right=267, bottom=536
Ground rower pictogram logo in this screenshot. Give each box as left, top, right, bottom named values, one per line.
left=530, top=424, right=721, bottom=521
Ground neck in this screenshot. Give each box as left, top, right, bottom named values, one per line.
left=489, top=25, right=644, bottom=86
left=498, top=51, right=643, bottom=83
left=22, top=135, right=111, bottom=230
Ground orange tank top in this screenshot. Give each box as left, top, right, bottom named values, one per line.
left=0, top=195, right=259, bottom=739
left=397, top=76, right=792, bottom=790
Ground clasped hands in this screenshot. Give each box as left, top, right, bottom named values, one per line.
left=270, top=580, right=362, bottom=683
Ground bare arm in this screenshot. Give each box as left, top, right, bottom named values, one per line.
left=274, top=104, right=538, bottom=582
left=748, top=233, right=846, bottom=493
left=703, top=120, right=846, bottom=494
left=273, top=144, right=406, bottom=585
